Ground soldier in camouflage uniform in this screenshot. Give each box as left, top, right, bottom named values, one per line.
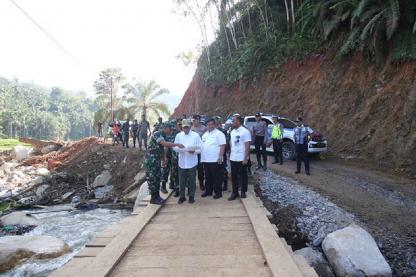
left=160, top=121, right=177, bottom=194
left=152, top=117, right=163, bottom=134
left=145, top=123, right=184, bottom=205
left=170, top=120, right=182, bottom=197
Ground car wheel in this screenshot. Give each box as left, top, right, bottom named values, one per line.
left=282, top=141, right=296, bottom=160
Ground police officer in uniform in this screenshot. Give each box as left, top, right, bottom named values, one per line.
left=271, top=115, right=284, bottom=165
left=145, top=123, right=184, bottom=205
left=294, top=117, right=310, bottom=175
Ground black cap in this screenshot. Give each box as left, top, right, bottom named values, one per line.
left=255, top=113, right=261, bottom=117
left=193, top=114, right=200, bottom=120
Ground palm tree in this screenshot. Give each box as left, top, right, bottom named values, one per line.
left=122, top=80, right=171, bottom=122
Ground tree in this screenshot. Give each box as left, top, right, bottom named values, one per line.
left=93, top=68, right=125, bottom=123
left=122, top=80, right=171, bottom=122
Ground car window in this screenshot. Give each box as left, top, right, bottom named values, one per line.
left=279, top=118, right=296, bottom=129
left=262, top=118, right=273, bottom=125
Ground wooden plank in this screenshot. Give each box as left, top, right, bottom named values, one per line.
left=75, top=247, right=103, bottom=257
left=86, top=237, right=113, bottom=247
left=53, top=192, right=171, bottom=277
left=242, top=193, right=307, bottom=277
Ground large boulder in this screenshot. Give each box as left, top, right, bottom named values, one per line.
left=0, top=211, right=39, bottom=226
left=92, top=170, right=112, bottom=188
left=0, top=235, right=70, bottom=273
left=11, top=146, right=32, bottom=161
left=322, top=224, right=392, bottom=277
left=40, top=144, right=59, bottom=154
left=294, top=247, right=334, bottom=277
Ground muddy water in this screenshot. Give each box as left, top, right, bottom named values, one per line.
left=2, top=206, right=129, bottom=277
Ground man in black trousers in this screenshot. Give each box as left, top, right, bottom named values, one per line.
left=252, top=113, right=268, bottom=170
left=201, top=118, right=226, bottom=198
left=294, top=117, right=311, bottom=175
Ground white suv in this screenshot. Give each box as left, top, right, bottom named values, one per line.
left=243, top=115, right=328, bottom=160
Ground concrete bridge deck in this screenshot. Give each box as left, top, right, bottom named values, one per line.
left=51, top=185, right=317, bottom=277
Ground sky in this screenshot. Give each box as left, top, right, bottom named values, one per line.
left=0, top=0, right=208, bottom=109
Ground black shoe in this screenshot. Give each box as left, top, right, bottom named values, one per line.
left=160, top=182, right=168, bottom=194
left=240, top=192, right=247, bottom=198
left=156, top=192, right=166, bottom=204
left=201, top=192, right=212, bottom=197
left=213, top=194, right=222, bottom=199
left=306, top=172, right=310, bottom=176
left=228, top=193, right=239, bottom=201
left=178, top=197, right=186, bottom=204
left=272, top=161, right=278, bottom=164
left=173, top=189, right=179, bottom=197
left=256, top=165, right=262, bottom=170
left=295, top=171, right=300, bottom=174
left=150, top=193, right=164, bottom=205
left=280, top=162, right=283, bottom=165
left=189, top=197, right=195, bottom=204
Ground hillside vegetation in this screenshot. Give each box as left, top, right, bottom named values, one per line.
left=177, top=0, right=416, bottom=83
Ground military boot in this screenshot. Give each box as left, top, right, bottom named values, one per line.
left=150, top=192, right=164, bottom=205
left=160, top=182, right=168, bottom=193
left=173, top=189, right=180, bottom=197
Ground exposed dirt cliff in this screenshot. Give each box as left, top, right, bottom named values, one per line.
left=174, top=52, right=416, bottom=177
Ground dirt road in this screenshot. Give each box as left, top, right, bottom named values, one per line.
left=257, top=155, right=416, bottom=276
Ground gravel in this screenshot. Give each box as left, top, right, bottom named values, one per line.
left=257, top=170, right=358, bottom=247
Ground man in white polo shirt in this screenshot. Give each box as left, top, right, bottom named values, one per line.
left=173, top=119, right=202, bottom=204
left=228, top=115, right=252, bottom=201
left=201, top=118, right=226, bottom=199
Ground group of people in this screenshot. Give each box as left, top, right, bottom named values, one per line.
left=99, top=112, right=311, bottom=205
left=98, top=115, right=152, bottom=150
left=143, top=112, right=311, bottom=205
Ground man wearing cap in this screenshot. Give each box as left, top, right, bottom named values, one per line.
left=191, top=115, right=207, bottom=191
left=271, top=115, right=284, bottom=165
left=228, top=115, right=251, bottom=200
left=145, top=123, right=184, bottom=205
left=252, top=113, right=268, bottom=170
left=160, top=120, right=178, bottom=194
left=173, top=119, right=202, bottom=204
left=201, top=118, right=226, bottom=199
left=138, top=114, right=151, bottom=150
left=294, top=117, right=311, bottom=175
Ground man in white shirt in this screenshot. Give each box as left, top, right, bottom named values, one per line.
left=173, top=119, right=202, bottom=204
left=228, top=115, right=252, bottom=200
left=201, top=118, right=226, bottom=199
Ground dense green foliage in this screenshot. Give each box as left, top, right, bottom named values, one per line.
left=178, top=0, right=416, bottom=83
left=0, top=139, right=31, bottom=150
left=0, top=77, right=95, bottom=140
left=93, top=68, right=171, bottom=124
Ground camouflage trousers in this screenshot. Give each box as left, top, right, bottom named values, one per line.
left=145, top=158, right=161, bottom=195
left=162, top=151, right=172, bottom=184
left=170, top=152, right=179, bottom=190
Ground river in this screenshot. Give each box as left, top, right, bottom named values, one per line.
left=1, top=206, right=129, bottom=277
